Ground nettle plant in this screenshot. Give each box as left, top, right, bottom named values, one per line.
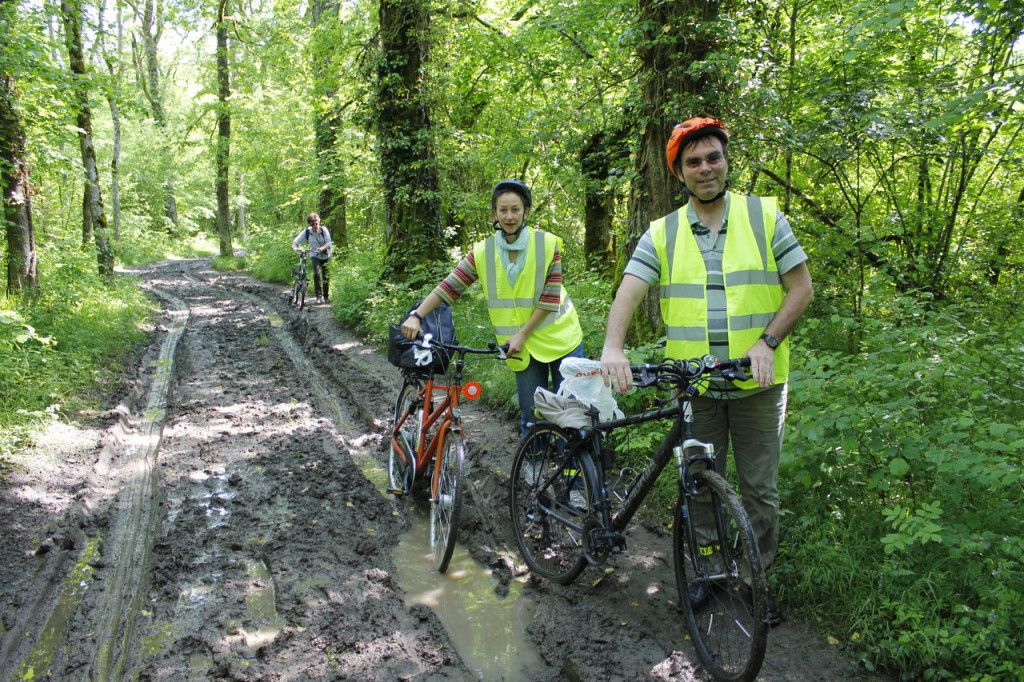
left=782, top=303, right=1024, bottom=677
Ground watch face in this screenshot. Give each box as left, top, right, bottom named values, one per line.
left=762, top=333, right=779, bottom=349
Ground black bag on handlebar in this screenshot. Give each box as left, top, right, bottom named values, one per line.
left=387, top=300, right=457, bottom=374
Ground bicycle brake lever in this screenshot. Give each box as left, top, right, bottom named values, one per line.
left=719, top=367, right=750, bottom=382
left=634, top=365, right=659, bottom=389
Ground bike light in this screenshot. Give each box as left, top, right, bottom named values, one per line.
left=462, top=382, right=482, bottom=400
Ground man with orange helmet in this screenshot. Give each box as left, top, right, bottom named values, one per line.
left=600, top=118, right=813, bottom=626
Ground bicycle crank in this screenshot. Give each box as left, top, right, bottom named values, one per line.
left=582, top=518, right=626, bottom=565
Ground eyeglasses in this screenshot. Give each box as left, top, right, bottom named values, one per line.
left=682, top=151, right=726, bottom=169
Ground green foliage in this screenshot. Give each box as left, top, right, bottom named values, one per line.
left=212, top=254, right=245, bottom=272
left=0, top=243, right=155, bottom=467
left=782, top=300, right=1024, bottom=678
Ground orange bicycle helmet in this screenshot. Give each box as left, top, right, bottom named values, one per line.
left=666, top=118, right=728, bottom=180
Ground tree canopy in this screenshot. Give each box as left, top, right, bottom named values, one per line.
left=2, top=0, right=1023, bottom=677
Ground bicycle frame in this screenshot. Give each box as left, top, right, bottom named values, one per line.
left=407, top=377, right=460, bottom=499
left=393, top=354, right=483, bottom=499
left=601, top=399, right=711, bottom=533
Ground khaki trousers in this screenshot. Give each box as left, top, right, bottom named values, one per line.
left=689, top=383, right=787, bottom=572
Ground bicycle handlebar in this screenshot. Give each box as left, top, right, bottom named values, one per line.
left=413, top=333, right=513, bottom=360
left=630, top=355, right=751, bottom=392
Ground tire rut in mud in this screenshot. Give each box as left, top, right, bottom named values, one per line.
left=131, top=260, right=471, bottom=680
left=1, top=257, right=883, bottom=682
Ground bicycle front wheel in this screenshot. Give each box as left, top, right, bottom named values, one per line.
left=509, top=423, right=591, bottom=585
left=297, top=280, right=307, bottom=310
left=674, top=470, right=768, bottom=681
left=431, top=430, right=465, bottom=573
left=389, top=379, right=421, bottom=494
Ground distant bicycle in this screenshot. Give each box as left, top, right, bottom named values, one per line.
left=509, top=354, right=768, bottom=681
left=290, top=248, right=310, bottom=310
left=389, top=334, right=508, bottom=573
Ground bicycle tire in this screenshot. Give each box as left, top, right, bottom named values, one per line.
left=297, top=280, right=307, bottom=310
left=431, top=430, right=464, bottom=573
left=290, top=280, right=300, bottom=307
left=674, top=469, right=768, bottom=681
left=509, top=423, right=591, bottom=584
left=389, top=379, right=421, bottom=494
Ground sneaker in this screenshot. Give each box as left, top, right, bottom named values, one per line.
left=737, top=585, right=785, bottom=627
left=689, top=583, right=715, bottom=611
left=765, top=593, right=784, bottom=627
left=568, top=482, right=587, bottom=508
left=524, top=456, right=543, bottom=483
left=315, top=297, right=322, bottom=304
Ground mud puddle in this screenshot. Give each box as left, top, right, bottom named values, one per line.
left=394, top=512, right=544, bottom=679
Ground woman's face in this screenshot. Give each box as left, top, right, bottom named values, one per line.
left=493, top=192, right=527, bottom=237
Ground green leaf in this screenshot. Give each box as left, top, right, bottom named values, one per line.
left=889, top=457, right=910, bottom=477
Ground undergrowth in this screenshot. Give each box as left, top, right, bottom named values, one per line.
left=0, top=242, right=155, bottom=472
left=780, top=301, right=1024, bottom=679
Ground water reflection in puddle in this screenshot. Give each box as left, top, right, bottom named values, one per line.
left=394, top=514, right=544, bottom=680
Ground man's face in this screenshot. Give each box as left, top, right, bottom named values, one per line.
left=680, top=137, right=728, bottom=202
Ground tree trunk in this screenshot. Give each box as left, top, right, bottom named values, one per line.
left=99, top=0, right=123, bottom=240
left=377, top=0, right=443, bottom=283
left=215, top=0, right=232, bottom=258
left=624, top=0, right=723, bottom=340
left=1, top=75, right=39, bottom=294
left=311, top=0, right=347, bottom=250
left=580, top=129, right=628, bottom=275
left=134, top=0, right=165, bottom=124
left=236, top=171, right=246, bottom=239
left=62, top=0, right=113, bottom=277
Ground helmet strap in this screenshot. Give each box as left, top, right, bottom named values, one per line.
left=682, top=181, right=729, bottom=205
left=493, top=218, right=528, bottom=240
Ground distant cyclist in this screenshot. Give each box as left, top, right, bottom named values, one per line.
left=292, top=213, right=332, bottom=304
left=400, top=180, right=584, bottom=440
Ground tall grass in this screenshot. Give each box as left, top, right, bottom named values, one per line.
left=0, top=242, right=155, bottom=469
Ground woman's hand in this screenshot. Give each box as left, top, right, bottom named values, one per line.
left=400, top=315, right=421, bottom=340
left=506, top=330, right=527, bottom=357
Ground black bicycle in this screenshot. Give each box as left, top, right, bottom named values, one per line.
left=509, top=354, right=768, bottom=681
left=290, top=248, right=310, bottom=310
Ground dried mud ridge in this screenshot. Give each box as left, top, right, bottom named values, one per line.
left=0, top=258, right=880, bottom=681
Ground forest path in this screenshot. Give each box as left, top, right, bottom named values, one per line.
left=0, top=257, right=880, bottom=681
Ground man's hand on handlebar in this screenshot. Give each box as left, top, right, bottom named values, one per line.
left=744, top=341, right=776, bottom=388
left=601, top=347, right=633, bottom=394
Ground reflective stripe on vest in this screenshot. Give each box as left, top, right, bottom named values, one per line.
left=652, top=192, right=788, bottom=388
left=475, top=229, right=582, bottom=369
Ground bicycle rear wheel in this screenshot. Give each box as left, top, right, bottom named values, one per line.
left=389, top=379, right=421, bottom=494
left=509, top=423, right=590, bottom=584
left=431, top=430, right=464, bottom=573
left=673, top=470, right=768, bottom=681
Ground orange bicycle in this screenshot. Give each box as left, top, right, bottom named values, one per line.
left=389, top=335, right=508, bottom=572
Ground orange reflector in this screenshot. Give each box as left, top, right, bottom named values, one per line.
left=462, top=382, right=482, bottom=400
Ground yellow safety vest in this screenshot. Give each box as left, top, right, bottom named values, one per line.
left=475, top=228, right=583, bottom=372
left=650, top=192, right=788, bottom=389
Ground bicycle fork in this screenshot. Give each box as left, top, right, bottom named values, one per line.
left=675, top=441, right=736, bottom=586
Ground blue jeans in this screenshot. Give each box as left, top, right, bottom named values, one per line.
left=514, top=341, right=585, bottom=440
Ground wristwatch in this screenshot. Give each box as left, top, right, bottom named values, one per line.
left=410, top=310, right=425, bottom=323
left=760, top=333, right=780, bottom=350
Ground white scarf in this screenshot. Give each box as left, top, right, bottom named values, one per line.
left=496, top=227, right=530, bottom=283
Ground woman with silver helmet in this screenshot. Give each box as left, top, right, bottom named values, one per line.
left=401, top=179, right=585, bottom=440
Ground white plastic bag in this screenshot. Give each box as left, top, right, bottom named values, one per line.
left=556, top=357, right=623, bottom=422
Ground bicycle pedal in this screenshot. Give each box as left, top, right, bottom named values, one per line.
left=387, top=488, right=407, bottom=497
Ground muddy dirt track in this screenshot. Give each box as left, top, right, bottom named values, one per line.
left=0, top=258, right=884, bottom=681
